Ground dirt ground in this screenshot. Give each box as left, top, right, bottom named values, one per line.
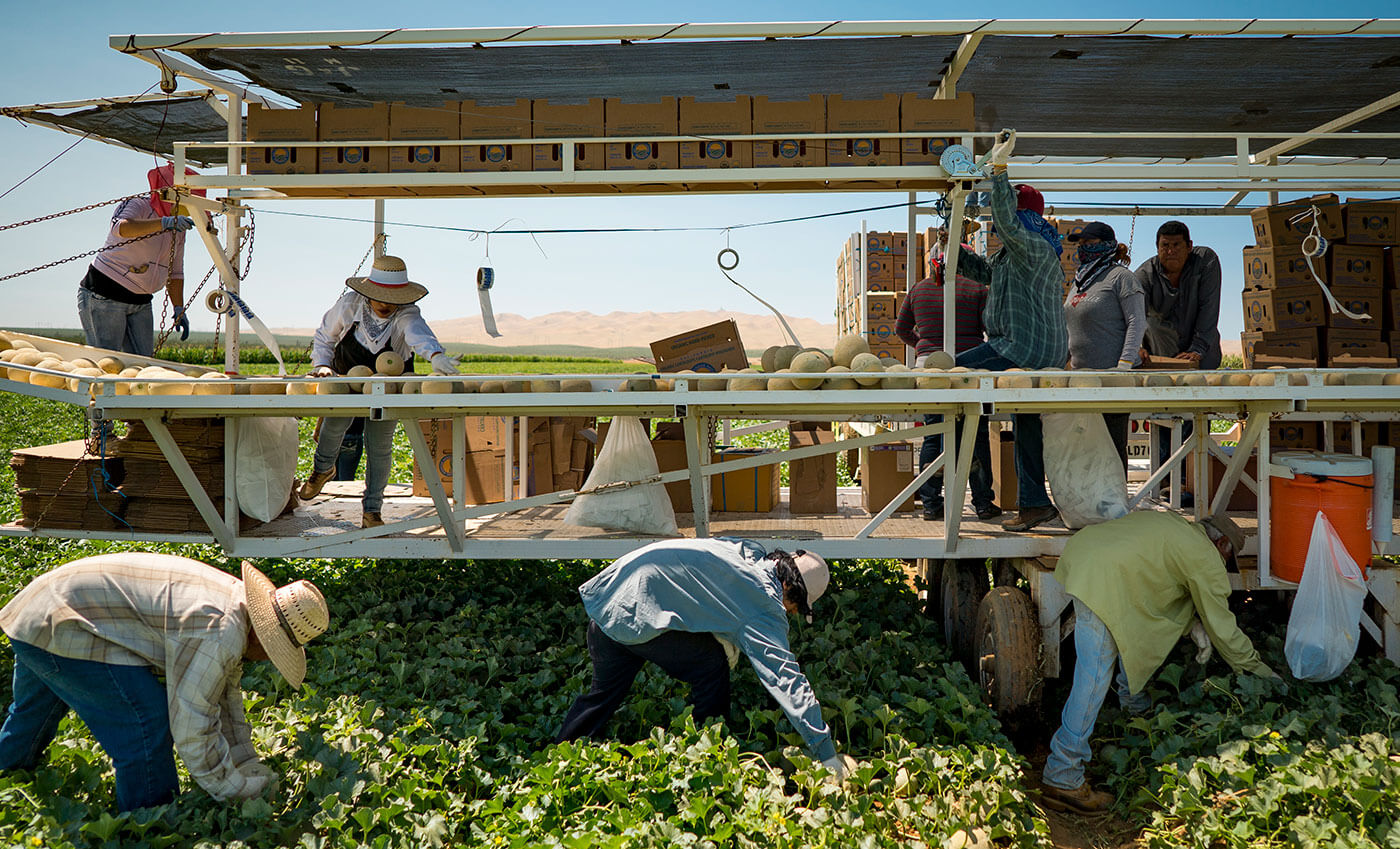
left=1023, top=746, right=1144, bottom=849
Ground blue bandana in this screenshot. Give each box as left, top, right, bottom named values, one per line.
left=1016, top=209, right=1063, bottom=257
left=1072, top=239, right=1121, bottom=291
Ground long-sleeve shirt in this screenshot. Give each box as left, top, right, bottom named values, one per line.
left=1134, top=246, right=1224, bottom=370
left=895, top=275, right=988, bottom=357
left=955, top=171, right=1069, bottom=369
left=1053, top=511, right=1273, bottom=693
left=90, top=196, right=185, bottom=296
left=1064, top=265, right=1146, bottom=368
left=0, top=553, right=268, bottom=802
left=310, top=290, right=445, bottom=368
left=579, top=538, right=835, bottom=761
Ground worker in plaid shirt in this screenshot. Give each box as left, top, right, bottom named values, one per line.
left=0, top=553, right=328, bottom=811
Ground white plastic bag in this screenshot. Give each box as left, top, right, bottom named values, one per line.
left=1042, top=412, right=1128, bottom=529
left=564, top=417, right=678, bottom=536
left=1285, top=511, right=1368, bottom=682
left=236, top=417, right=299, bottom=522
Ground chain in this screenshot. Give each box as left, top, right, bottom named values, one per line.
left=155, top=209, right=256, bottom=351
left=0, top=194, right=143, bottom=232
left=1126, top=206, right=1140, bottom=260
left=0, top=230, right=163, bottom=284
left=31, top=411, right=125, bottom=531
left=350, top=232, right=386, bottom=278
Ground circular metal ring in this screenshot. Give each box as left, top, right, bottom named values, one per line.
left=717, top=248, right=740, bottom=271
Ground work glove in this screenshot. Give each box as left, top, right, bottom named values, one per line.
left=310, top=365, right=335, bottom=378
left=821, top=752, right=858, bottom=783
left=173, top=307, right=191, bottom=341
left=988, top=129, right=1016, bottom=168
left=1114, top=359, right=1135, bottom=371
left=430, top=352, right=459, bottom=375
left=1188, top=618, right=1212, bottom=664
left=161, top=215, right=195, bottom=232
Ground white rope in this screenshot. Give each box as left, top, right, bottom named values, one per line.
left=716, top=247, right=802, bottom=347
left=1293, top=206, right=1371, bottom=322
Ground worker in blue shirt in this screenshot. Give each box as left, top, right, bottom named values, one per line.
left=556, top=538, right=854, bottom=778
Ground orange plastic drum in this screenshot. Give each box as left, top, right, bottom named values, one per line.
left=1270, top=451, right=1373, bottom=583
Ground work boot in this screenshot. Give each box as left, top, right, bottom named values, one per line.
left=1002, top=504, right=1058, bottom=532
left=362, top=511, right=385, bottom=529
left=974, top=502, right=1003, bottom=521
left=1037, top=779, right=1114, bottom=815
left=299, top=468, right=335, bottom=501
left=921, top=499, right=944, bottom=521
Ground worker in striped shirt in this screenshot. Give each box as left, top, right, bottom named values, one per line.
left=896, top=236, right=999, bottom=521
left=0, top=554, right=328, bottom=811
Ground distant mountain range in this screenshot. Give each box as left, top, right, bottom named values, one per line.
left=276, top=310, right=839, bottom=356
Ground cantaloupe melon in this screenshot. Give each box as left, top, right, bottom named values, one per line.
left=1068, top=374, right=1101, bottom=388
left=824, top=366, right=858, bottom=391
left=1178, top=373, right=1208, bottom=386
left=848, top=352, right=885, bottom=386
left=561, top=379, right=593, bottom=392
left=767, top=377, right=796, bottom=391
left=697, top=370, right=729, bottom=392
left=882, top=364, right=916, bottom=390
left=422, top=379, right=460, bottom=394
left=1224, top=373, right=1253, bottom=387
left=1383, top=373, right=1400, bottom=386
left=731, top=368, right=767, bottom=391
left=996, top=371, right=1035, bottom=389
left=480, top=380, right=505, bottom=393
left=1345, top=371, right=1384, bottom=386
left=249, top=378, right=286, bottom=395
left=530, top=379, right=561, bottom=393
left=761, top=345, right=784, bottom=373
left=375, top=351, right=405, bottom=376
left=916, top=371, right=951, bottom=390
left=97, top=356, right=125, bottom=374
left=346, top=365, right=374, bottom=393
left=922, top=350, right=956, bottom=370
left=1250, top=373, right=1278, bottom=387
left=621, top=375, right=655, bottom=392
left=773, top=345, right=803, bottom=372
left=70, top=357, right=97, bottom=370
left=195, top=373, right=235, bottom=395
left=1143, top=373, right=1174, bottom=388
left=286, top=379, right=317, bottom=396
left=789, top=351, right=830, bottom=390
left=833, top=334, right=872, bottom=368
left=66, top=366, right=105, bottom=392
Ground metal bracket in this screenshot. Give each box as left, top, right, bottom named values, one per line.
left=370, top=407, right=385, bottom=422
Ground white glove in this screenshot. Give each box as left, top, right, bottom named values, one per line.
left=988, top=129, right=1016, bottom=167
left=234, top=765, right=273, bottom=799
left=310, top=365, right=335, bottom=378
left=1188, top=619, right=1212, bottom=664
left=821, top=753, right=857, bottom=783
left=430, top=352, right=459, bottom=375
left=1115, top=359, right=1135, bottom=371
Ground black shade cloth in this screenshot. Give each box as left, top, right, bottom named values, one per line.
left=11, top=97, right=238, bottom=165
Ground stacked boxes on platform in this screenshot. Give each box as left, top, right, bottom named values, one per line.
left=1239, top=194, right=1400, bottom=453
left=412, top=416, right=596, bottom=503
left=835, top=231, right=910, bottom=363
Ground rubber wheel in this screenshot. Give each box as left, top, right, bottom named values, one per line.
left=974, top=586, right=1043, bottom=725
left=940, top=560, right=990, bottom=663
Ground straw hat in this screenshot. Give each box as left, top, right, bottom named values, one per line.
left=242, top=561, right=329, bottom=689
left=345, top=255, right=428, bottom=305
left=795, top=550, right=830, bottom=622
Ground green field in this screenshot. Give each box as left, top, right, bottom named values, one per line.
left=0, top=375, right=1399, bottom=848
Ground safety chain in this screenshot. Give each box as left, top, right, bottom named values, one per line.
left=0, top=194, right=142, bottom=232
left=0, top=230, right=163, bottom=284
left=350, top=232, right=387, bottom=278
left=32, top=412, right=126, bottom=531
left=156, top=209, right=257, bottom=351
left=1126, top=206, right=1140, bottom=260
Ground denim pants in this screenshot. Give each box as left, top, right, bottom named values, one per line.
left=556, top=621, right=731, bottom=742
left=0, top=641, right=178, bottom=811
left=335, top=426, right=366, bottom=480
left=1043, top=600, right=1151, bottom=790
left=919, top=413, right=996, bottom=509
left=313, top=417, right=397, bottom=512
left=954, top=343, right=1052, bottom=509
left=77, top=287, right=155, bottom=357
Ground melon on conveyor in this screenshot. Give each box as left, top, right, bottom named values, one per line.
left=9, top=339, right=35, bottom=350
left=286, top=379, right=317, bottom=396
left=97, top=356, right=125, bottom=374
left=760, top=345, right=783, bottom=373
left=767, top=377, right=796, bottom=391
left=70, top=357, right=97, bottom=370
left=479, top=380, right=505, bottom=393
left=773, top=345, right=802, bottom=372
left=946, top=367, right=979, bottom=389
left=1223, top=373, right=1253, bottom=387
left=833, top=334, right=872, bottom=368
left=882, top=364, right=916, bottom=390
left=823, top=366, right=858, bottom=391
left=731, top=368, right=766, bottom=391
left=848, top=352, right=885, bottom=386
left=1038, top=373, right=1069, bottom=388
left=916, top=370, right=951, bottom=390
left=1068, top=374, right=1101, bottom=388
left=66, top=366, right=105, bottom=392
left=346, top=365, right=374, bottom=393
left=789, top=351, right=831, bottom=390
left=697, top=369, right=730, bottom=392
left=923, top=350, right=956, bottom=370
left=31, top=361, right=73, bottom=389
left=1384, top=373, right=1400, bottom=386
left=1143, top=373, right=1174, bottom=388
left=1345, top=371, right=1384, bottom=386
left=5, top=349, right=46, bottom=382
left=1250, top=373, right=1278, bottom=387
left=375, top=351, right=405, bottom=376
left=1178, top=373, right=1208, bottom=386
left=196, top=373, right=235, bottom=395
left=1099, top=372, right=1135, bottom=388
left=620, top=375, right=655, bottom=392
left=530, top=379, right=561, bottom=393
left=0, top=349, right=18, bottom=362
left=996, top=370, right=1034, bottom=389
left=249, top=378, right=286, bottom=395
left=422, top=378, right=460, bottom=394
left=561, top=379, right=593, bottom=392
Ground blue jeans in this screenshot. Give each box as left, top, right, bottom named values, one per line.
left=77, top=287, right=155, bottom=357
left=0, top=641, right=178, bottom=811
left=335, top=425, right=366, bottom=481
left=919, top=413, right=995, bottom=509
left=313, top=417, right=396, bottom=512
left=1043, top=601, right=1151, bottom=790
left=955, top=343, right=1052, bottom=509
left=557, top=621, right=730, bottom=742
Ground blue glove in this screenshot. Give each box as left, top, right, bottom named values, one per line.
left=161, top=215, right=195, bottom=232
left=173, top=307, right=190, bottom=341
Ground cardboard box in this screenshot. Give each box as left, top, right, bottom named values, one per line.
left=866, top=231, right=908, bottom=255
left=869, top=342, right=907, bottom=363
left=1329, top=244, right=1386, bottom=290
left=989, top=424, right=1018, bottom=511
left=1242, top=245, right=1314, bottom=290
left=899, top=92, right=975, bottom=166
left=861, top=442, right=916, bottom=513
left=1333, top=422, right=1385, bottom=456
left=605, top=97, right=679, bottom=171
left=1345, top=199, right=1400, bottom=246
left=752, top=95, right=826, bottom=167
left=1253, top=353, right=1319, bottom=369
left=531, top=98, right=604, bottom=172
left=865, top=320, right=902, bottom=345
left=1183, top=449, right=1258, bottom=512
left=410, top=432, right=550, bottom=503
left=651, top=435, right=713, bottom=514
left=1326, top=285, right=1384, bottom=330
left=1390, top=289, right=1400, bottom=328
left=713, top=448, right=779, bottom=512
left=1271, top=422, right=1321, bottom=451
left=789, top=429, right=837, bottom=514
left=459, top=99, right=533, bottom=173
left=865, top=292, right=904, bottom=323
left=246, top=104, right=317, bottom=175
left=318, top=102, right=390, bottom=174
left=387, top=102, right=460, bottom=173
left=1387, top=248, right=1398, bottom=289
left=1329, top=354, right=1398, bottom=369
left=1241, top=327, right=1321, bottom=366
left=826, top=94, right=900, bottom=167
left=1250, top=194, right=1344, bottom=247
left=1389, top=330, right=1400, bottom=356
left=650, top=320, right=749, bottom=373
left=1242, top=286, right=1325, bottom=331
left=1323, top=328, right=1384, bottom=361
left=678, top=96, right=752, bottom=169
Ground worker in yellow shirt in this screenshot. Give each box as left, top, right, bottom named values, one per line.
left=1039, top=511, right=1280, bottom=814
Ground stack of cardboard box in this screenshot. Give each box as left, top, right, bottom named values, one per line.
left=834, top=231, right=910, bottom=363
left=411, top=416, right=595, bottom=503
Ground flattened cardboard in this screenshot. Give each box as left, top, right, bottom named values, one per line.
left=650, top=320, right=749, bottom=373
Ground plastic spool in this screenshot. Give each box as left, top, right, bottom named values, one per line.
left=1270, top=451, right=1374, bottom=582
left=1301, top=232, right=1329, bottom=258
left=205, top=289, right=235, bottom=315
left=477, top=267, right=494, bottom=289
left=1372, top=445, right=1395, bottom=544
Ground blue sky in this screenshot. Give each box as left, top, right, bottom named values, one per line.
left=0, top=1, right=1389, bottom=344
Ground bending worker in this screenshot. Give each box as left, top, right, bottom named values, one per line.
left=556, top=538, right=855, bottom=779
left=0, top=554, right=329, bottom=811
left=299, top=254, right=459, bottom=528
left=1039, top=511, right=1279, bottom=815
left=77, top=165, right=203, bottom=356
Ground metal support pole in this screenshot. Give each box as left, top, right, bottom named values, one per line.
left=224, top=92, right=243, bottom=374
left=404, top=419, right=466, bottom=551
left=223, top=417, right=240, bottom=534
left=940, top=187, right=969, bottom=358
left=142, top=416, right=235, bottom=550
left=452, top=414, right=466, bottom=505
left=374, top=200, right=386, bottom=255
left=684, top=414, right=711, bottom=538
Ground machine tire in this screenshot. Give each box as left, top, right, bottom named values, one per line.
left=974, top=586, right=1043, bottom=725
left=940, top=560, right=990, bottom=663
